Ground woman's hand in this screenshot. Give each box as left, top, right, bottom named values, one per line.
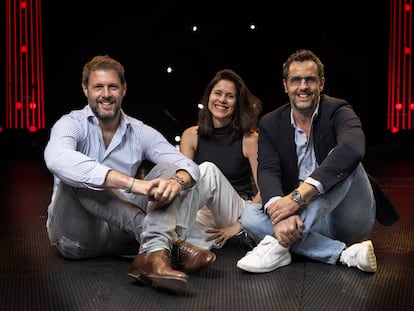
left=205, top=221, right=242, bottom=248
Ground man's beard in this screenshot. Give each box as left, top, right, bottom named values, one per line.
left=91, top=103, right=119, bottom=120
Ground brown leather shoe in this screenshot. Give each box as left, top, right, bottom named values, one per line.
left=172, top=240, right=216, bottom=274
left=128, top=250, right=188, bottom=291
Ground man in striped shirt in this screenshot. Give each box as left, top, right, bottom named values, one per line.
left=44, top=55, right=215, bottom=293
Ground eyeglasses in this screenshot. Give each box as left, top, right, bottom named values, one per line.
left=287, top=76, right=319, bottom=86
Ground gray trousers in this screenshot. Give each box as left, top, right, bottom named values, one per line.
left=47, top=163, right=187, bottom=259
left=47, top=161, right=258, bottom=259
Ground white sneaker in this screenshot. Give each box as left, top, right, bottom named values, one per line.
left=236, top=235, right=291, bottom=273
left=340, top=240, right=377, bottom=272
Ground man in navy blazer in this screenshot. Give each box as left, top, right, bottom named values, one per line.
left=237, top=49, right=396, bottom=274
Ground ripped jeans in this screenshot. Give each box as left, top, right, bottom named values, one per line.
left=46, top=161, right=256, bottom=259
left=47, top=163, right=190, bottom=259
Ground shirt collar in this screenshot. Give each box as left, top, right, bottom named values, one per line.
left=290, top=104, right=320, bottom=127
left=85, top=104, right=130, bottom=129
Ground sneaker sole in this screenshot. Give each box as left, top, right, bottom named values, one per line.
left=360, top=241, right=377, bottom=273
left=236, top=253, right=292, bottom=273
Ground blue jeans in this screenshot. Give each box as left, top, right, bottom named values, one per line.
left=240, top=164, right=376, bottom=264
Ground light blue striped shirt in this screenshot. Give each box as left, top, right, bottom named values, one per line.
left=44, top=105, right=200, bottom=194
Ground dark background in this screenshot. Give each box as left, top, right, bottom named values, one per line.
left=2, top=4, right=414, bottom=310
left=3, top=0, right=396, bottom=153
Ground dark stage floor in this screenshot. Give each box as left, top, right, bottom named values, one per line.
left=0, top=141, right=413, bottom=311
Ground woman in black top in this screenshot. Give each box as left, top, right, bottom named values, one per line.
left=180, top=69, right=262, bottom=249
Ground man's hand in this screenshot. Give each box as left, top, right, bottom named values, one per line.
left=267, top=195, right=301, bottom=225
left=273, top=215, right=303, bottom=247
left=145, top=177, right=182, bottom=208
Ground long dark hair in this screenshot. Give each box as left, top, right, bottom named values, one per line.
left=197, top=69, right=262, bottom=142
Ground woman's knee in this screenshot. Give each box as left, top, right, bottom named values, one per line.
left=199, top=161, right=219, bottom=175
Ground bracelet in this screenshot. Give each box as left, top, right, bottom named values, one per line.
left=170, top=175, right=185, bottom=191
left=126, top=178, right=135, bottom=193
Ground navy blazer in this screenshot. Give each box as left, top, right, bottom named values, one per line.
left=257, top=94, right=399, bottom=226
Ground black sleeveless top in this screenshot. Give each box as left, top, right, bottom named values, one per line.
left=194, top=126, right=254, bottom=200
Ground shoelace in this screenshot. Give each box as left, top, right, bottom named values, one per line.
left=340, top=252, right=355, bottom=267
left=248, top=239, right=275, bottom=257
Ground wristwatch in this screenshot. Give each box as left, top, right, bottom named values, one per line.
left=290, top=189, right=305, bottom=206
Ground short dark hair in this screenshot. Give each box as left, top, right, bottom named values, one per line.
left=282, top=49, right=325, bottom=80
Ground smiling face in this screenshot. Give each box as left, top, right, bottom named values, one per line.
left=207, top=79, right=237, bottom=127
left=283, top=60, right=325, bottom=114
left=82, top=69, right=126, bottom=122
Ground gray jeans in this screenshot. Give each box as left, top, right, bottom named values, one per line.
left=47, top=163, right=190, bottom=259
left=47, top=161, right=252, bottom=258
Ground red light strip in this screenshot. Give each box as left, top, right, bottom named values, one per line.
left=388, top=0, right=413, bottom=132
left=4, top=0, right=45, bottom=132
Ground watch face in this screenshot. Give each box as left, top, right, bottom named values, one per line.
left=291, top=190, right=303, bottom=204
left=292, top=190, right=299, bottom=200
